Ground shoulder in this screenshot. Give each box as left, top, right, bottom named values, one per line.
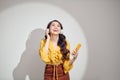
left=40, top=39, right=46, bottom=44
left=66, top=40, right=70, bottom=45
left=66, top=40, right=70, bottom=49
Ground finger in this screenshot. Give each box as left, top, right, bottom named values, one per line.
left=74, top=52, right=78, bottom=57
left=72, top=50, right=77, bottom=54
left=72, top=50, right=74, bottom=55
left=45, top=29, right=48, bottom=34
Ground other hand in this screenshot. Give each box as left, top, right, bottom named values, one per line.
left=45, top=29, right=50, bottom=40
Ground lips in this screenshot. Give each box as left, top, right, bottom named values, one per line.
left=53, top=29, right=58, bottom=32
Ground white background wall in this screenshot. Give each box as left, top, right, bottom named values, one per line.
left=0, top=1, right=87, bottom=80
left=0, top=0, right=120, bottom=80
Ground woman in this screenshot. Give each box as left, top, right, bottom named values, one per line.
left=39, top=20, right=79, bottom=80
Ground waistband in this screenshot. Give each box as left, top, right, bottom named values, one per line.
left=46, top=63, right=63, bottom=66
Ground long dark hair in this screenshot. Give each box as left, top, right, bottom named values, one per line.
left=45, top=20, right=70, bottom=60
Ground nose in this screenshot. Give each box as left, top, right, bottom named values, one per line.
left=54, top=25, right=58, bottom=29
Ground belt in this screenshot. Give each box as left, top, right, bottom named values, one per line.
left=47, top=64, right=62, bottom=80
left=53, top=65, right=58, bottom=80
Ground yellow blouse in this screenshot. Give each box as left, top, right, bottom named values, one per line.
left=39, top=39, right=73, bottom=74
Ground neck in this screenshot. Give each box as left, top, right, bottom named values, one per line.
left=50, top=34, right=59, bottom=43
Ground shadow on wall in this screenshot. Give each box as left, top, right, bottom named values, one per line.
left=13, top=28, right=45, bottom=80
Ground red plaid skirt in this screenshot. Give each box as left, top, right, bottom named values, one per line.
left=44, top=64, right=70, bottom=80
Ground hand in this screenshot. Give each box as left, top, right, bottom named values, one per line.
left=69, top=50, right=78, bottom=65
left=45, top=29, right=50, bottom=40
left=72, top=50, right=78, bottom=60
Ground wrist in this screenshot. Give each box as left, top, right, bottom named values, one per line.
left=46, top=38, right=50, bottom=41
left=73, top=56, right=76, bottom=61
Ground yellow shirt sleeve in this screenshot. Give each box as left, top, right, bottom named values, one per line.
left=39, top=39, right=51, bottom=63
left=63, top=41, right=73, bottom=74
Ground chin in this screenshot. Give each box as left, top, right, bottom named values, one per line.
left=52, top=33, right=60, bottom=35
left=52, top=32, right=59, bottom=35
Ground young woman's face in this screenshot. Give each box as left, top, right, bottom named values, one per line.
left=49, top=21, right=61, bottom=35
